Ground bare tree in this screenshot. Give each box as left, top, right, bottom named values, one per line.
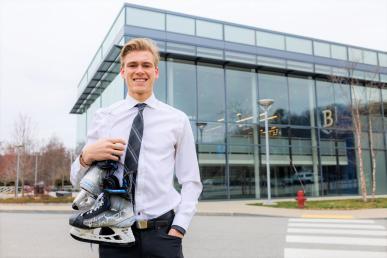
left=364, top=73, right=382, bottom=200
left=330, top=64, right=382, bottom=202
left=12, top=114, right=37, bottom=196
left=39, top=136, right=70, bottom=187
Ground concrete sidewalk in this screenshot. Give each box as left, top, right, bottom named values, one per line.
left=0, top=199, right=386, bottom=219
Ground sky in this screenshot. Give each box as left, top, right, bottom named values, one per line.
left=0, top=0, right=386, bottom=149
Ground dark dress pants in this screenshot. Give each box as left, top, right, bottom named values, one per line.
left=99, top=216, right=184, bottom=258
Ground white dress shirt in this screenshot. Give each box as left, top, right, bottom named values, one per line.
left=70, top=93, right=202, bottom=231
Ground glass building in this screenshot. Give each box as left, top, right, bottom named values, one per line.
left=71, top=3, right=387, bottom=200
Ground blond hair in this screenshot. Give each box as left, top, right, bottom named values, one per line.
left=120, top=38, right=160, bottom=67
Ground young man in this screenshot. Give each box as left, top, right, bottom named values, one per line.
left=70, top=38, right=202, bottom=258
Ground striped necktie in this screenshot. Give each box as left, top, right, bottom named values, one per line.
left=124, top=103, right=146, bottom=204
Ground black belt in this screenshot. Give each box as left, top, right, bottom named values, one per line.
left=135, top=210, right=174, bottom=230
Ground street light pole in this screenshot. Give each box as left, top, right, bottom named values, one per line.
left=258, top=99, right=275, bottom=205
left=196, top=122, right=207, bottom=144
left=15, top=144, right=24, bottom=198
left=34, top=154, right=38, bottom=187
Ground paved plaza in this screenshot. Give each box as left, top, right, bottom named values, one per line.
left=0, top=198, right=386, bottom=257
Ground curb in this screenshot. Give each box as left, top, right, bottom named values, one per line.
left=1, top=209, right=386, bottom=220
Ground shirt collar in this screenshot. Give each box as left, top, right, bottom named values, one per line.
left=125, top=93, right=158, bottom=109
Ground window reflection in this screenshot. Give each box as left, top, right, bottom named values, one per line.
left=199, top=144, right=226, bottom=200
left=154, top=60, right=166, bottom=102
left=196, top=122, right=225, bottom=144
left=288, top=77, right=315, bottom=126
left=316, top=80, right=335, bottom=128
left=258, top=73, right=289, bottom=124
left=197, top=63, right=225, bottom=121
left=333, top=83, right=352, bottom=129
left=228, top=123, right=256, bottom=145
left=226, top=67, right=256, bottom=123
left=167, top=60, right=197, bottom=119
left=166, top=14, right=195, bottom=35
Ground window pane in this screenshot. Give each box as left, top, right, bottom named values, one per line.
left=87, top=97, right=101, bottom=132
left=102, top=9, right=125, bottom=57
left=376, top=151, right=387, bottom=194
left=334, top=83, right=353, bottom=129
left=228, top=124, right=256, bottom=145
left=316, top=81, right=335, bottom=128
left=383, top=89, right=387, bottom=131
left=315, top=65, right=332, bottom=75
left=352, top=70, right=365, bottom=80
left=314, top=41, right=330, bottom=58
left=288, top=77, right=315, bottom=126
left=154, top=60, right=166, bottom=102
left=348, top=47, right=363, bottom=63
left=352, top=85, right=368, bottom=131
left=166, top=42, right=195, bottom=56
left=367, top=87, right=383, bottom=131
left=226, top=68, right=256, bottom=123
left=198, top=123, right=225, bottom=144
left=287, top=60, right=313, bottom=72
left=290, top=129, right=319, bottom=190
left=200, top=144, right=226, bottom=200
left=166, top=14, right=194, bottom=35
left=332, top=67, right=348, bottom=77
left=229, top=159, right=256, bottom=199
left=256, top=31, right=285, bottom=50
left=101, top=72, right=124, bottom=107
left=197, top=47, right=224, bottom=60
left=225, top=51, right=256, bottom=64
left=257, top=56, right=286, bottom=68
left=261, top=126, right=289, bottom=147
left=331, top=44, right=347, bottom=60
left=286, top=36, right=312, bottom=55
left=126, top=7, right=165, bottom=31
left=258, top=73, right=289, bottom=124
left=224, top=25, right=255, bottom=45
left=363, top=50, right=377, bottom=65
left=76, top=113, right=87, bottom=148
left=197, top=64, right=225, bottom=121
left=167, top=60, right=196, bottom=120
left=378, top=53, right=387, bottom=67
left=196, top=20, right=223, bottom=40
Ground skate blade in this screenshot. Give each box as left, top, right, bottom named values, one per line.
left=69, top=227, right=135, bottom=247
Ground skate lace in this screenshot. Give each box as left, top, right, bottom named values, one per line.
left=85, top=193, right=104, bottom=215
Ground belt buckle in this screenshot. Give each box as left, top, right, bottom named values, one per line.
left=137, top=220, right=148, bottom=229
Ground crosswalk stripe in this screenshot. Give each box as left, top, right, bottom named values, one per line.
left=302, top=214, right=353, bottom=219
left=288, top=222, right=385, bottom=229
left=288, top=227, right=387, bottom=236
left=284, top=248, right=387, bottom=258
left=289, top=218, right=375, bottom=224
left=286, top=235, right=387, bottom=246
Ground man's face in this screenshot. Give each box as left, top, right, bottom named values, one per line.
left=120, top=50, right=159, bottom=100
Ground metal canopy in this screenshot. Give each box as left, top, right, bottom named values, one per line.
left=70, top=45, right=122, bottom=114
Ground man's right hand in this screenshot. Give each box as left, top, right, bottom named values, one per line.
left=82, top=138, right=126, bottom=165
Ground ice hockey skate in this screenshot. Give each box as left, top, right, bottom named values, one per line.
left=69, top=190, right=136, bottom=246
left=72, top=160, right=119, bottom=211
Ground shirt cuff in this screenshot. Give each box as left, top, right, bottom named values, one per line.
left=171, top=225, right=186, bottom=235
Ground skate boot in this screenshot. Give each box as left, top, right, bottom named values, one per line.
left=69, top=191, right=136, bottom=245
left=72, top=160, right=118, bottom=210
left=72, top=166, right=105, bottom=210
left=69, top=170, right=135, bottom=246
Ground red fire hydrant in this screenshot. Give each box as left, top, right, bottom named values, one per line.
left=296, top=190, right=307, bottom=209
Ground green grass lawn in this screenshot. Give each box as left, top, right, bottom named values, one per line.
left=0, top=195, right=74, bottom=204
left=251, top=198, right=387, bottom=209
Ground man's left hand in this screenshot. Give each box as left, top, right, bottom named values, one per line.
left=168, top=228, right=184, bottom=238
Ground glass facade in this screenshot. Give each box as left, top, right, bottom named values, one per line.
left=72, top=4, right=387, bottom=200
